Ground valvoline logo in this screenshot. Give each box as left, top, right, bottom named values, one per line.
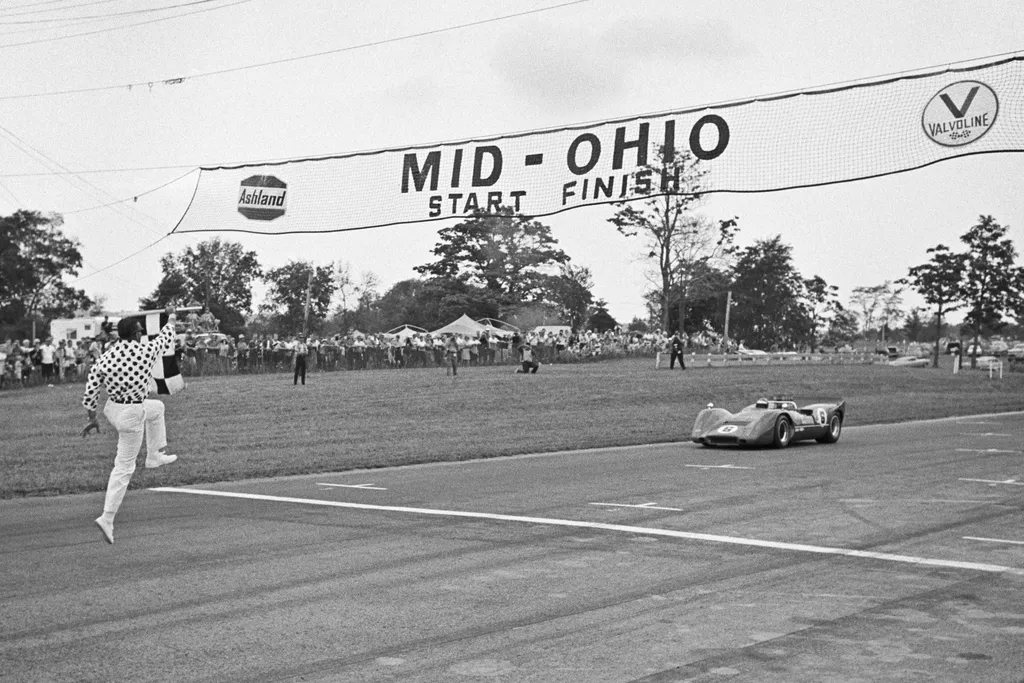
left=922, top=80, right=998, bottom=147
left=238, top=175, right=287, bottom=220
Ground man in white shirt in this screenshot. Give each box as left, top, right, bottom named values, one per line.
left=39, top=337, right=56, bottom=385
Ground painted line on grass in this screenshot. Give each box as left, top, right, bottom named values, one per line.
left=964, top=536, right=1024, bottom=546
left=960, top=478, right=1024, bottom=486
left=150, top=487, right=1024, bottom=577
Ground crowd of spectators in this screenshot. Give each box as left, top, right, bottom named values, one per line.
left=0, top=323, right=738, bottom=389
left=1, top=335, right=107, bottom=389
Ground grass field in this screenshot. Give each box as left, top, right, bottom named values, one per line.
left=2, top=357, right=1022, bottom=498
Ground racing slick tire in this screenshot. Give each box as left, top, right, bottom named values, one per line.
left=816, top=413, right=843, bottom=444
left=772, top=416, right=793, bottom=449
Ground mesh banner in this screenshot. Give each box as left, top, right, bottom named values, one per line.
left=172, top=56, right=1024, bottom=236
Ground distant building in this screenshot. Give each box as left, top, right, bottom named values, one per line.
left=50, top=315, right=122, bottom=341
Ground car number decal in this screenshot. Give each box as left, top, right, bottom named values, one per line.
left=815, top=408, right=827, bottom=426
left=717, top=425, right=739, bottom=434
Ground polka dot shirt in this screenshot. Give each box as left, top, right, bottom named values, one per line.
left=82, top=321, right=176, bottom=411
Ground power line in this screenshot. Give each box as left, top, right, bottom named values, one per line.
left=0, top=0, right=232, bottom=25
left=70, top=233, right=172, bottom=284
left=61, top=168, right=197, bottom=215
left=0, top=0, right=252, bottom=48
left=0, top=0, right=593, bottom=98
left=0, top=126, right=168, bottom=237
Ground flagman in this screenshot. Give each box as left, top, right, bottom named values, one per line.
left=82, top=303, right=180, bottom=544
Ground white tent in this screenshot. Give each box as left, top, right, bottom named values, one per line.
left=431, top=314, right=488, bottom=336
left=386, top=324, right=427, bottom=340
left=476, top=318, right=517, bottom=339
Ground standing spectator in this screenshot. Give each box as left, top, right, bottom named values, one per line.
left=81, top=303, right=179, bottom=545
left=0, top=343, right=7, bottom=389
left=217, top=336, right=231, bottom=373
left=236, top=335, right=249, bottom=373
left=670, top=331, right=686, bottom=370
left=445, top=334, right=460, bottom=377
left=39, top=337, right=57, bottom=385
left=293, top=334, right=309, bottom=385
left=99, top=316, right=114, bottom=342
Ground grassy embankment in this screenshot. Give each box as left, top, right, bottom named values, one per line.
left=2, top=356, right=1021, bottom=498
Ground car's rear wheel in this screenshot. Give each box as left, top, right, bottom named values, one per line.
left=817, top=413, right=843, bottom=444
left=772, top=416, right=792, bottom=448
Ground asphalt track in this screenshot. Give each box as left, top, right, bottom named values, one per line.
left=3, top=413, right=1024, bottom=682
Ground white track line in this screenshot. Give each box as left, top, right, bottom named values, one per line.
left=590, top=502, right=684, bottom=511
left=964, top=536, right=1024, bottom=546
left=317, top=482, right=387, bottom=490
left=151, top=487, right=1024, bottom=577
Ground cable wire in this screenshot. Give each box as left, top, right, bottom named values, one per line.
left=0, top=0, right=252, bottom=48
left=0, top=0, right=592, bottom=96
left=0, top=0, right=235, bottom=25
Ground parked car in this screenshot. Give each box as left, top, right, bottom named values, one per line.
left=945, top=341, right=962, bottom=355
left=890, top=356, right=930, bottom=368
left=1006, top=344, right=1024, bottom=361
left=989, top=340, right=1009, bottom=355
left=965, top=343, right=989, bottom=356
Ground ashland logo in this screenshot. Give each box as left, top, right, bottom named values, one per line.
left=922, top=80, right=998, bottom=147
left=238, top=175, right=287, bottom=220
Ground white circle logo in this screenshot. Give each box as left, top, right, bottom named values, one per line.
left=922, top=80, right=998, bottom=147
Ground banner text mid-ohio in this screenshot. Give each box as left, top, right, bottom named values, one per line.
left=172, top=56, right=1024, bottom=235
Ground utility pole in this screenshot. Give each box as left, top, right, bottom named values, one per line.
left=302, top=267, right=313, bottom=336
left=723, top=290, right=732, bottom=349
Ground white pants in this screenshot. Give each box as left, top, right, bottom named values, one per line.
left=102, top=399, right=167, bottom=517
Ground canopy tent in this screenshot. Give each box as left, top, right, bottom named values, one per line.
left=431, top=314, right=488, bottom=337
left=386, top=324, right=427, bottom=340
left=476, top=318, right=520, bottom=333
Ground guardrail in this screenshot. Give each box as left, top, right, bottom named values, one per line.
left=674, top=352, right=880, bottom=368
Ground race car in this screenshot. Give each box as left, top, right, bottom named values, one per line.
left=691, top=397, right=845, bottom=448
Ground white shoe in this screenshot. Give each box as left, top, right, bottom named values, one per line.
left=95, top=517, right=114, bottom=544
left=145, top=452, right=178, bottom=469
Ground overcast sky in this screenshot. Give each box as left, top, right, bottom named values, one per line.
left=2, top=0, right=1022, bottom=325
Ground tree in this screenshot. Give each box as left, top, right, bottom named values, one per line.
left=262, top=261, right=336, bottom=335
left=849, top=281, right=904, bottom=347
left=670, top=214, right=737, bottom=335
left=142, top=238, right=262, bottom=330
left=822, top=309, right=860, bottom=348
left=0, top=210, right=92, bottom=327
left=414, top=207, right=570, bottom=313
left=329, top=261, right=382, bottom=334
left=729, top=236, right=813, bottom=350
left=803, top=275, right=842, bottom=352
left=901, top=307, right=928, bottom=343
left=608, top=145, right=710, bottom=333
left=956, top=215, right=1023, bottom=367
left=586, top=299, right=618, bottom=333
left=374, top=277, right=500, bottom=332
left=542, top=263, right=595, bottom=332
left=901, top=244, right=966, bottom=367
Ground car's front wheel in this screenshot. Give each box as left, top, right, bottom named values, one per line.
left=772, top=416, right=792, bottom=448
left=817, top=413, right=843, bottom=444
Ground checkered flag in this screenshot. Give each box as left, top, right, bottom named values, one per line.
left=120, top=311, right=186, bottom=395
